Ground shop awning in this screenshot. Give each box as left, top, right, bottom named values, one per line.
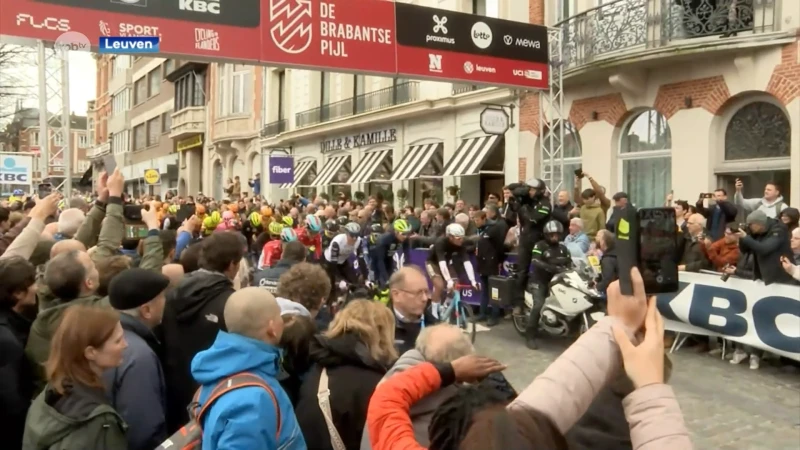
left=347, top=149, right=392, bottom=184
left=442, top=135, right=502, bottom=177
left=390, top=143, right=443, bottom=181
left=280, top=160, right=316, bottom=189
left=312, top=155, right=350, bottom=187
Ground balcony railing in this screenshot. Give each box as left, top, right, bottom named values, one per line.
left=87, top=142, right=110, bottom=159
left=261, top=118, right=287, bottom=138
left=452, top=83, right=483, bottom=95
left=296, top=81, right=419, bottom=128
left=558, top=0, right=777, bottom=70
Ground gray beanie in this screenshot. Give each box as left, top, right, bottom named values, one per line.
left=746, top=210, right=768, bottom=227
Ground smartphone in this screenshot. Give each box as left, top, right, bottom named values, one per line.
left=636, top=207, right=680, bottom=294
left=124, top=224, right=148, bottom=239
left=38, top=183, right=53, bottom=198
left=574, top=168, right=584, bottom=179
left=102, top=154, right=117, bottom=174
left=701, top=193, right=713, bottom=199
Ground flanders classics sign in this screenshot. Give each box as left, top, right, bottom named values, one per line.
left=320, top=128, right=397, bottom=153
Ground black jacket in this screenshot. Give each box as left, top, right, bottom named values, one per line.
left=733, top=250, right=756, bottom=280
left=517, top=197, right=552, bottom=243
left=295, top=334, right=388, bottom=450
left=679, top=235, right=711, bottom=272
left=597, top=249, right=618, bottom=295
left=253, top=259, right=300, bottom=293
left=476, top=221, right=506, bottom=276
left=551, top=202, right=573, bottom=239
left=501, top=202, right=517, bottom=230
left=0, top=307, right=34, bottom=449
left=161, top=270, right=235, bottom=432
left=390, top=302, right=439, bottom=355
left=606, top=206, right=625, bottom=234
left=739, top=219, right=794, bottom=285
left=696, top=199, right=737, bottom=241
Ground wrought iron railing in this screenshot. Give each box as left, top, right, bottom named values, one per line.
left=452, top=83, right=484, bottom=95
left=260, top=118, right=287, bottom=138
left=558, top=0, right=777, bottom=69
left=296, top=82, right=419, bottom=128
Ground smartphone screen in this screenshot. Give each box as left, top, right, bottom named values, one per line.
left=38, top=183, right=53, bottom=198
left=637, top=207, right=679, bottom=294
left=102, top=155, right=117, bottom=174
left=124, top=224, right=148, bottom=239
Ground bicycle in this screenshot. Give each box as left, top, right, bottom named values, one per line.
left=440, top=284, right=477, bottom=344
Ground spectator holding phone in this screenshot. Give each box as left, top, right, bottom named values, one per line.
left=734, top=179, right=789, bottom=219
left=694, top=189, right=737, bottom=241
left=779, top=228, right=800, bottom=281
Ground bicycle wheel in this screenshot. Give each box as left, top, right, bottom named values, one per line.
left=458, top=303, right=477, bottom=343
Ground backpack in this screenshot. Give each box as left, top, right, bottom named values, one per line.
left=155, top=372, right=282, bottom=450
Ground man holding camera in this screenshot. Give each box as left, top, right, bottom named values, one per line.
left=735, top=210, right=794, bottom=285
left=507, top=179, right=552, bottom=339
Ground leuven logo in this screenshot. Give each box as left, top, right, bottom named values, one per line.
left=270, top=0, right=313, bottom=54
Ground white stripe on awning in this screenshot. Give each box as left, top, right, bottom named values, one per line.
left=312, top=155, right=350, bottom=187
left=442, top=135, right=500, bottom=177
left=347, top=149, right=392, bottom=184
left=390, top=143, right=443, bottom=181
left=279, top=160, right=315, bottom=189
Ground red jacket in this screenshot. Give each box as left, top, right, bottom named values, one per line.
left=296, top=227, right=322, bottom=260
left=259, top=240, right=282, bottom=268
left=367, top=363, right=441, bottom=450
left=703, top=239, right=740, bottom=271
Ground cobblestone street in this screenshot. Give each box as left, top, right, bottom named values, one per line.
left=474, top=323, right=800, bottom=450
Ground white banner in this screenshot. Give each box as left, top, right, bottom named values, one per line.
left=0, top=152, right=34, bottom=196
left=656, top=272, right=800, bottom=361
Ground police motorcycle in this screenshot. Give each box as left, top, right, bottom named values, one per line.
left=507, top=256, right=606, bottom=338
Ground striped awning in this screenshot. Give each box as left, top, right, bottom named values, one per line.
left=390, top=143, right=443, bottom=181
left=279, top=160, right=316, bottom=189
left=312, top=155, right=350, bottom=187
left=442, top=135, right=501, bottom=177
left=347, top=149, right=392, bottom=184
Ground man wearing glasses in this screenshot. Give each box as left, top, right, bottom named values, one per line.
left=387, top=266, right=439, bottom=354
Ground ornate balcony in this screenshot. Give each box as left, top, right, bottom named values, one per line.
left=87, top=142, right=110, bottom=160
left=296, top=81, right=419, bottom=128
left=261, top=118, right=287, bottom=138
left=170, top=106, right=205, bottom=139
left=558, top=0, right=778, bottom=71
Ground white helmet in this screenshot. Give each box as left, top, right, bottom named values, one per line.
left=446, top=223, right=465, bottom=238
left=344, top=222, right=361, bottom=236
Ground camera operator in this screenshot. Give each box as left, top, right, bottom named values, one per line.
left=734, top=210, right=794, bottom=285
left=507, top=179, right=552, bottom=322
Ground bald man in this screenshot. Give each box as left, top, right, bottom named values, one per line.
left=49, top=239, right=87, bottom=258
left=161, top=263, right=184, bottom=289
left=190, top=287, right=304, bottom=449
left=360, top=323, right=474, bottom=450
left=678, top=213, right=711, bottom=272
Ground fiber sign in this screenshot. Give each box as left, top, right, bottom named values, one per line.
left=99, top=36, right=160, bottom=53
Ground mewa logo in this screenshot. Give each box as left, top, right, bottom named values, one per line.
left=269, top=0, right=313, bottom=54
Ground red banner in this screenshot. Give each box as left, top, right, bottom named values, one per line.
left=0, top=0, right=549, bottom=90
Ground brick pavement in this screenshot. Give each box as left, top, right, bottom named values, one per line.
left=473, top=323, right=800, bottom=450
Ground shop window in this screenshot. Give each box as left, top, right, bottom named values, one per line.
left=619, top=109, right=671, bottom=207
left=298, top=187, right=317, bottom=200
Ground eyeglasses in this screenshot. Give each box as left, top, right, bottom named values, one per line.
left=398, top=288, right=430, bottom=298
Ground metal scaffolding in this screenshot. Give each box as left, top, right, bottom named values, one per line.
left=37, top=40, right=73, bottom=195
left=538, top=26, right=565, bottom=192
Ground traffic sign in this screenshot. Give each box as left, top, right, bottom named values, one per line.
left=480, top=107, right=510, bottom=135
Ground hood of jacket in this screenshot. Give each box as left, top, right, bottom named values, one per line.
left=191, top=330, right=282, bottom=386
left=26, top=383, right=122, bottom=448
left=34, top=294, right=104, bottom=338
left=386, top=349, right=457, bottom=417
left=172, top=269, right=233, bottom=323
left=276, top=297, right=311, bottom=317
left=310, top=334, right=387, bottom=373
left=761, top=195, right=785, bottom=208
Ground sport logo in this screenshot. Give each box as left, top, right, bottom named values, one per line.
left=195, top=28, right=220, bottom=51
left=428, top=54, right=442, bottom=73
left=269, top=0, right=313, bottom=54
left=432, top=15, right=448, bottom=34
left=471, top=22, right=492, bottom=49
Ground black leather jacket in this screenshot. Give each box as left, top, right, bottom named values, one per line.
left=253, top=259, right=300, bottom=293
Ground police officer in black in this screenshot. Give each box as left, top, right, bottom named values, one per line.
left=526, top=220, right=572, bottom=349
left=509, top=179, right=552, bottom=318
left=253, top=240, right=307, bottom=294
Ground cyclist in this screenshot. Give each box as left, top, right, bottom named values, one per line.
left=258, top=223, right=296, bottom=269
left=254, top=240, right=307, bottom=293
left=526, top=220, right=573, bottom=349
left=322, top=222, right=367, bottom=304
left=297, top=215, right=323, bottom=261
left=370, top=219, right=413, bottom=287
left=322, top=219, right=340, bottom=250
left=336, top=216, right=349, bottom=228
left=425, top=223, right=479, bottom=305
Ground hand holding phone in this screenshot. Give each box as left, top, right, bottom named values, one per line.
left=735, top=178, right=743, bottom=190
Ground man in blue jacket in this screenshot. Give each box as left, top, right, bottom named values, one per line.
left=191, top=287, right=305, bottom=450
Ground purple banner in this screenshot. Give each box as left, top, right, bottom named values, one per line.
left=269, top=156, right=294, bottom=185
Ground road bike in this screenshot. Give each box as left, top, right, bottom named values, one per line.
left=440, top=284, right=477, bottom=343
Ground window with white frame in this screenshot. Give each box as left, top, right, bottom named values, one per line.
left=175, top=71, right=206, bottom=111
left=217, top=64, right=227, bottom=115
left=556, top=0, right=575, bottom=22
left=542, top=122, right=582, bottom=195
left=472, top=0, right=499, bottom=17
left=112, top=131, right=129, bottom=154
left=619, top=109, right=672, bottom=208
left=53, top=131, right=64, bottom=146
left=161, top=111, right=171, bottom=132
left=148, top=67, right=161, bottom=97
left=112, top=55, right=131, bottom=77
left=134, top=124, right=146, bottom=150
left=231, top=64, right=250, bottom=114
left=78, top=134, right=88, bottom=148
left=147, top=117, right=160, bottom=146
left=112, top=89, right=129, bottom=116
left=88, top=119, right=95, bottom=145
left=30, top=131, right=39, bottom=146
left=134, top=77, right=147, bottom=104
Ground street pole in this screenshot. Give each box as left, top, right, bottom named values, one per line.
left=37, top=41, right=49, bottom=185
left=60, top=49, right=72, bottom=195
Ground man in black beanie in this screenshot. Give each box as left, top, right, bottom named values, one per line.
left=103, top=268, right=170, bottom=450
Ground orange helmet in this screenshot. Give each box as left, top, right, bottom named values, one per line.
left=195, top=204, right=207, bottom=216
left=228, top=204, right=239, bottom=214
left=260, top=206, right=273, bottom=217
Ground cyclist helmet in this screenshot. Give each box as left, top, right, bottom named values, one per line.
left=445, top=223, right=466, bottom=238
left=370, top=223, right=384, bottom=234
left=324, top=219, right=339, bottom=233
left=280, top=227, right=298, bottom=243
left=168, top=204, right=179, bottom=214
left=393, top=219, right=411, bottom=234
left=305, top=215, right=322, bottom=233
left=249, top=211, right=262, bottom=227
left=336, top=216, right=349, bottom=227
left=195, top=204, right=206, bottom=217
left=260, top=206, right=273, bottom=217
left=344, top=222, right=361, bottom=237
left=210, top=210, right=221, bottom=224
left=282, top=216, right=294, bottom=227
left=268, top=221, right=284, bottom=236
left=202, top=216, right=218, bottom=232
left=543, top=220, right=563, bottom=243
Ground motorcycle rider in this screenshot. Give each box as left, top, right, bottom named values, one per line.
left=525, top=220, right=572, bottom=349
left=253, top=240, right=307, bottom=293
left=509, top=178, right=552, bottom=321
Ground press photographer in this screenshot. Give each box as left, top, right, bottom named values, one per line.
left=735, top=210, right=794, bottom=285
left=506, top=178, right=551, bottom=323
